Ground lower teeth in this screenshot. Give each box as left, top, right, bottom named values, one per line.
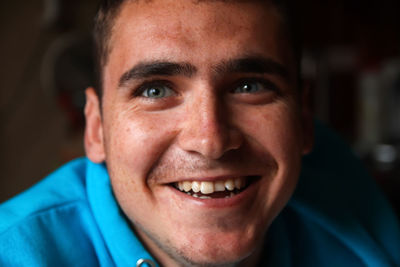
left=188, top=191, right=237, bottom=199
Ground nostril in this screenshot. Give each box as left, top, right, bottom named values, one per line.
left=179, top=126, right=243, bottom=160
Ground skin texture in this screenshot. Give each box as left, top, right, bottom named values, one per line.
left=85, top=0, right=313, bottom=266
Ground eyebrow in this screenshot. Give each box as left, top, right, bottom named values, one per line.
left=213, top=56, right=290, bottom=80
left=118, top=56, right=290, bottom=87
left=119, top=61, right=197, bottom=87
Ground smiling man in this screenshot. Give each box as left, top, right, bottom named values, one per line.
left=85, top=0, right=311, bottom=265
left=1, top=0, right=400, bottom=266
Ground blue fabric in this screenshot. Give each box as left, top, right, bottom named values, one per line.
left=0, top=159, right=157, bottom=267
left=263, top=121, right=400, bottom=267
left=0, top=122, right=399, bottom=266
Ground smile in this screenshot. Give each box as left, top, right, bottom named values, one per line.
left=172, top=176, right=260, bottom=199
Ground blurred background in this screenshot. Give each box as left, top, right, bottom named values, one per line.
left=0, top=0, right=399, bottom=214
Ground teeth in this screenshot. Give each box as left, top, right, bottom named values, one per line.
left=214, top=181, right=225, bottom=192
left=225, top=179, right=235, bottom=191
left=200, top=181, right=214, bottom=194
left=175, top=177, right=247, bottom=196
left=234, top=178, right=243, bottom=189
left=192, top=181, right=201, bottom=193
left=183, top=181, right=192, bottom=192
left=225, top=192, right=236, bottom=198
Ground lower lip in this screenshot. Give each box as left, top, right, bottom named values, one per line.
left=167, top=177, right=261, bottom=209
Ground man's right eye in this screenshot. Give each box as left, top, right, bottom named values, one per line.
left=138, top=83, right=175, bottom=99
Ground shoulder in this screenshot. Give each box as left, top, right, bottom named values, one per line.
left=0, top=158, right=88, bottom=233
left=0, top=158, right=104, bottom=266
left=282, top=121, right=400, bottom=266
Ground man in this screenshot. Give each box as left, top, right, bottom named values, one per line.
left=0, top=0, right=399, bottom=266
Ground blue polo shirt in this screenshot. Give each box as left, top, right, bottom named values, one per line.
left=1, top=122, right=399, bottom=266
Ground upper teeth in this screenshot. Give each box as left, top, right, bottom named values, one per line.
left=176, top=178, right=245, bottom=195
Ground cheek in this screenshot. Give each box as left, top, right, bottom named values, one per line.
left=261, top=106, right=303, bottom=200
left=236, top=103, right=303, bottom=213
left=103, top=110, right=178, bottom=186
left=264, top=112, right=303, bottom=162
left=238, top=103, right=303, bottom=158
left=102, top=110, right=180, bottom=223
left=255, top=103, right=304, bottom=183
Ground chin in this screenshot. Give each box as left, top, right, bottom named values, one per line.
left=174, top=247, right=255, bottom=267
left=167, top=230, right=263, bottom=267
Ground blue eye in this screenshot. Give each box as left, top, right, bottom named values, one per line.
left=141, top=85, right=174, bottom=98
left=233, top=81, right=264, bottom=94
left=232, top=79, right=279, bottom=95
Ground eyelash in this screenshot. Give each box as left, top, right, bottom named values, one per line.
left=231, top=77, right=280, bottom=94
left=131, top=79, right=175, bottom=98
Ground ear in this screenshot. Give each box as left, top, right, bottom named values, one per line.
left=300, top=83, right=314, bottom=155
left=84, top=87, right=106, bottom=163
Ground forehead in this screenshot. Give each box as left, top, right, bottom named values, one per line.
left=104, top=0, right=292, bottom=88
left=113, top=1, right=279, bottom=36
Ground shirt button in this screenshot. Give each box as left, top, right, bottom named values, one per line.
left=136, top=258, right=156, bottom=267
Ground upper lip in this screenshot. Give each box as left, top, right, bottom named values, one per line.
left=164, top=174, right=261, bottom=184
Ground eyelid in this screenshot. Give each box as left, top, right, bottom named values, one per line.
left=231, top=77, right=280, bottom=93
left=131, top=79, right=176, bottom=97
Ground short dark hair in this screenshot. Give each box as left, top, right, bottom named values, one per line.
left=93, top=0, right=125, bottom=97
left=93, top=0, right=302, bottom=98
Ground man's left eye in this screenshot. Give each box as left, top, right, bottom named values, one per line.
left=232, top=81, right=272, bottom=94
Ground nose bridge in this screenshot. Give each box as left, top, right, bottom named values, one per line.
left=178, top=89, right=243, bottom=159
left=196, top=90, right=221, bottom=137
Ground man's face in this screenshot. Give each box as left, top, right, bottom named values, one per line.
left=85, top=0, right=311, bottom=266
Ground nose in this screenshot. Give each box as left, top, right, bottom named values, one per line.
left=177, top=91, right=243, bottom=159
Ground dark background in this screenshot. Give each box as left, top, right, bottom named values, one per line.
left=1, top=0, right=399, bottom=214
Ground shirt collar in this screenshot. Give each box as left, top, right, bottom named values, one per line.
left=86, top=159, right=158, bottom=267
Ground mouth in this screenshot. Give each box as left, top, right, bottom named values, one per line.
left=171, top=176, right=261, bottom=199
